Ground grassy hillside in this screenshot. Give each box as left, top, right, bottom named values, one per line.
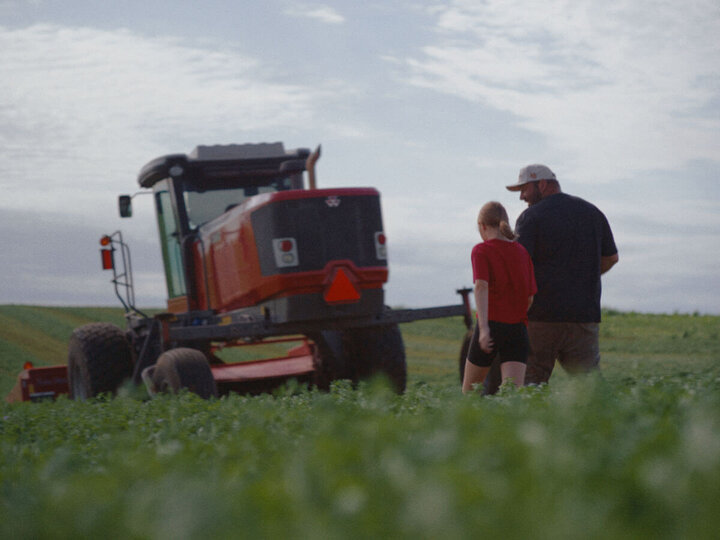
left=1, top=305, right=717, bottom=395
left=1, top=306, right=719, bottom=538
left=0, top=306, right=129, bottom=396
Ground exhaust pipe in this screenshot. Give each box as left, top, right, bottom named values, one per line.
left=306, top=145, right=321, bottom=189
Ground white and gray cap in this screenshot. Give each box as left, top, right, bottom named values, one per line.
left=506, top=164, right=556, bottom=191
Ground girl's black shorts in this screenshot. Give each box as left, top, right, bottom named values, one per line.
left=466, top=320, right=530, bottom=367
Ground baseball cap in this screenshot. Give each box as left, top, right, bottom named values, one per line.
left=506, top=164, right=556, bottom=191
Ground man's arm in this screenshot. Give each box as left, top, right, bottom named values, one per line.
left=601, top=253, right=619, bottom=274
left=598, top=210, right=618, bottom=275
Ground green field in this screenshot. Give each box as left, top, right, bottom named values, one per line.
left=1, top=306, right=719, bottom=538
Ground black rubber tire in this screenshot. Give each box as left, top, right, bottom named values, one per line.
left=483, top=357, right=503, bottom=396
left=151, top=348, right=218, bottom=399
left=459, top=328, right=473, bottom=383
left=311, top=330, right=349, bottom=390
left=68, top=322, right=133, bottom=400
left=343, top=324, right=407, bottom=393
left=458, top=326, right=502, bottom=395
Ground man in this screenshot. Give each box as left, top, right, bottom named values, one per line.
left=505, top=164, right=619, bottom=385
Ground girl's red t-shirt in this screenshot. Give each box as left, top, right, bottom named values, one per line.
left=471, top=239, right=537, bottom=324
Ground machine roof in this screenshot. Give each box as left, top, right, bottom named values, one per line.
left=137, top=143, right=311, bottom=188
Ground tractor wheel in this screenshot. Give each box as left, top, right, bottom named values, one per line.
left=311, top=330, right=349, bottom=390
left=68, top=322, right=133, bottom=400
left=344, top=324, right=407, bottom=393
left=482, top=358, right=503, bottom=396
left=458, top=327, right=502, bottom=395
left=151, top=348, right=218, bottom=399
left=459, top=328, right=473, bottom=382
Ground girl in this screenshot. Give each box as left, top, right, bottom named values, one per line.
left=462, top=201, right=537, bottom=393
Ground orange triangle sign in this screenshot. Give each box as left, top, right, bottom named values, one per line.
left=324, top=268, right=361, bottom=303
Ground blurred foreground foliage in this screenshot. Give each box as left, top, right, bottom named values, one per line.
left=2, top=370, right=720, bottom=539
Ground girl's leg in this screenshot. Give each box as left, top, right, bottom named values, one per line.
left=500, top=361, right=526, bottom=387
left=462, top=361, right=490, bottom=394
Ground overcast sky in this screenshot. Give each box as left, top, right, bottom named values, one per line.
left=1, top=0, right=719, bottom=314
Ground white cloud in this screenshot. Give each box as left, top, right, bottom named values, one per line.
left=0, top=0, right=42, bottom=8
left=0, top=24, right=324, bottom=215
left=401, top=0, right=720, bottom=180
left=284, top=4, right=345, bottom=25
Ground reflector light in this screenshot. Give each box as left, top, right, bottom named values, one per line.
left=272, top=238, right=299, bottom=268
left=374, top=231, right=387, bottom=260
left=101, top=248, right=114, bottom=270
left=100, top=235, right=111, bottom=246
left=324, top=268, right=361, bottom=304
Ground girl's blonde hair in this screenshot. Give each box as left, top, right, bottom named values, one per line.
left=479, top=201, right=516, bottom=240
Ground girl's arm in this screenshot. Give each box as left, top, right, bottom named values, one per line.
left=474, top=279, right=493, bottom=353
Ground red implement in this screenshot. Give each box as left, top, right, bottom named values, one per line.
left=211, top=342, right=315, bottom=395
left=6, top=364, right=69, bottom=403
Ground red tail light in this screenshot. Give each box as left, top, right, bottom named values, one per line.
left=375, top=231, right=387, bottom=260
left=272, top=238, right=299, bottom=268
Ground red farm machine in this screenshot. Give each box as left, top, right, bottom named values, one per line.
left=8, top=143, right=473, bottom=402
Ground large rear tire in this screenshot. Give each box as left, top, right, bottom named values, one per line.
left=151, top=348, right=218, bottom=399
left=311, top=330, right=349, bottom=391
left=344, top=324, right=407, bottom=393
left=458, top=326, right=502, bottom=395
left=68, top=323, right=133, bottom=400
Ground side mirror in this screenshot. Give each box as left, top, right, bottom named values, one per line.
left=119, top=195, right=132, bottom=218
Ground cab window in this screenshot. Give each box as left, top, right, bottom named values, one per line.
left=154, top=181, right=186, bottom=298
left=182, top=176, right=294, bottom=229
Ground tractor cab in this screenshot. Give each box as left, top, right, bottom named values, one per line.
left=120, top=143, right=317, bottom=312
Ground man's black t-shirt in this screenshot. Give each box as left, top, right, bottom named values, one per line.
left=515, top=193, right=617, bottom=323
